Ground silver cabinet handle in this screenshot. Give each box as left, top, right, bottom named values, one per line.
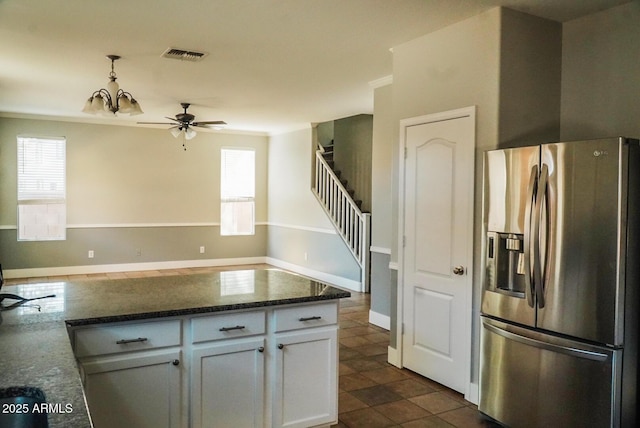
left=219, top=325, right=245, bottom=332
left=452, top=266, right=465, bottom=276
left=172, top=359, right=180, bottom=366
left=278, top=343, right=284, bottom=350
left=298, top=316, right=322, bottom=322
left=258, top=347, right=265, bottom=353
left=116, top=337, right=148, bottom=345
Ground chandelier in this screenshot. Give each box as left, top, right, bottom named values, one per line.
left=82, top=55, right=143, bottom=115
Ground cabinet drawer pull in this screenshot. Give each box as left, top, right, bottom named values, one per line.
left=278, top=343, right=284, bottom=350
left=172, top=359, right=180, bottom=366
left=219, top=325, right=246, bottom=332
left=258, top=347, right=265, bottom=353
left=298, top=316, right=322, bottom=322
left=116, top=337, right=148, bottom=345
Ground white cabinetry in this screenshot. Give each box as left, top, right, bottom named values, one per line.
left=272, top=303, right=338, bottom=428
left=73, top=319, right=183, bottom=428
left=273, top=329, right=337, bottom=428
left=70, top=301, right=339, bottom=428
left=191, top=311, right=267, bottom=428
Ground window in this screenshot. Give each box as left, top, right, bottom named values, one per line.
left=220, top=148, right=255, bottom=236
left=17, top=136, right=66, bottom=241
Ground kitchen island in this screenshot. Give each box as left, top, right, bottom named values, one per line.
left=0, top=268, right=350, bottom=428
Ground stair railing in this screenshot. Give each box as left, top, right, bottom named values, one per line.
left=313, top=145, right=371, bottom=292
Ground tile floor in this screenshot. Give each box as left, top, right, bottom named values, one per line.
left=5, top=264, right=501, bottom=428
left=335, top=291, right=501, bottom=428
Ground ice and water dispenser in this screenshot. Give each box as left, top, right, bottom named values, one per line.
left=486, top=232, right=526, bottom=296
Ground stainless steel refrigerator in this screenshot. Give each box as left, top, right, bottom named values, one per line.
left=479, top=137, right=640, bottom=427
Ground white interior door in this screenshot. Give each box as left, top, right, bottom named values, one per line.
left=400, top=107, right=475, bottom=394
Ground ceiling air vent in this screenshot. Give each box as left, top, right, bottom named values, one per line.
left=161, top=48, right=208, bottom=62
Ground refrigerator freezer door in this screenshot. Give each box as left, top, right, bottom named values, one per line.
left=485, top=146, right=540, bottom=234
left=482, top=146, right=539, bottom=327
left=479, top=317, right=621, bottom=428
left=538, top=138, right=626, bottom=345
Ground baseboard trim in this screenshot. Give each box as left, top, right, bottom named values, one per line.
left=466, top=382, right=479, bottom=405
left=265, top=257, right=362, bottom=292
left=387, top=346, right=401, bottom=368
left=3, top=257, right=267, bottom=279
left=368, top=310, right=390, bottom=330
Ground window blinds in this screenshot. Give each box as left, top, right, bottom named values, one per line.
left=18, top=136, right=66, bottom=200
left=220, top=148, right=255, bottom=235
left=221, top=148, right=255, bottom=199
left=17, top=136, right=66, bottom=241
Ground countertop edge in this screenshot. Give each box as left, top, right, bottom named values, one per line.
left=64, top=290, right=351, bottom=327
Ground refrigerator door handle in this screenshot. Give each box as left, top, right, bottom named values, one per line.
left=523, top=165, right=538, bottom=308
left=483, top=321, right=608, bottom=362
left=534, top=164, right=549, bottom=308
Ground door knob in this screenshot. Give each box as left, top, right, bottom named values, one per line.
left=453, top=266, right=465, bottom=275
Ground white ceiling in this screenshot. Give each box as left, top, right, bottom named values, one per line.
left=0, top=0, right=630, bottom=135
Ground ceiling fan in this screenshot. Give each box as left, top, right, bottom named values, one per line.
left=138, top=102, right=226, bottom=143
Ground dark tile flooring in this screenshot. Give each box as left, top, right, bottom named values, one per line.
left=335, top=291, right=501, bottom=428
left=6, top=264, right=501, bottom=428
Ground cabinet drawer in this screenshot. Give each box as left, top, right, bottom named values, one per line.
left=273, top=302, right=338, bottom=332
left=192, top=310, right=266, bottom=343
left=73, top=319, right=182, bottom=358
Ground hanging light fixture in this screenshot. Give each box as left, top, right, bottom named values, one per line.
left=82, top=55, right=143, bottom=116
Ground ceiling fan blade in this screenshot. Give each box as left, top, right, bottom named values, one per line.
left=137, top=122, right=176, bottom=125
left=165, top=116, right=182, bottom=123
left=192, top=121, right=227, bottom=126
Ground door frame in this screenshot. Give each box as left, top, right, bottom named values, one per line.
left=395, top=106, right=476, bottom=400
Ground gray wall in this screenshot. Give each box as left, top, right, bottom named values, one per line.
left=370, top=84, right=394, bottom=319
left=498, top=8, right=562, bottom=147
left=316, top=121, right=334, bottom=148
left=333, top=114, right=373, bottom=213
left=391, top=8, right=502, bottom=358
left=0, top=117, right=362, bottom=286
left=388, top=7, right=562, bottom=387
left=560, top=1, right=640, bottom=140
left=267, top=127, right=361, bottom=283
left=0, top=117, right=269, bottom=271
left=267, top=225, right=360, bottom=282
left=0, top=226, right=267, bottom=269
left=373, top=0, right=638, bottom=390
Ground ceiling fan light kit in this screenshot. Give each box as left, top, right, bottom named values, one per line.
left=170, top=126, right=197, bottom=140
left=137, top=103, right=227, bottom=145
left=82, top=55, right=144, bottom=116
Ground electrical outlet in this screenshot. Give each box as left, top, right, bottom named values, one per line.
left=200, top=246, right=205, bottom=254
left=88, top=250, right=94, bottom=259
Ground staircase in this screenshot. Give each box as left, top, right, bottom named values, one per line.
left=313, top=142, right=371, bottom=292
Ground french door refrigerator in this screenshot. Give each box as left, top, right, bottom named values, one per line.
left=479, top=137, right=640, bottom=428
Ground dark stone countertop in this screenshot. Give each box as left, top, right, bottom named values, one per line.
left=0, top=268, right=350, bottom=427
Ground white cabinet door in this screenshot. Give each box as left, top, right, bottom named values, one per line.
left=81, top=349, right=182, bottom=428
left=191, top=338, right=266, bottom=428
left=273, top=327, right=337, bottom=428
